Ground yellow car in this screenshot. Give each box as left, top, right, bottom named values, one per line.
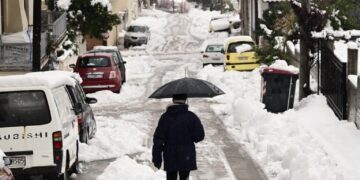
left=223, top=36, right=260, bottom=71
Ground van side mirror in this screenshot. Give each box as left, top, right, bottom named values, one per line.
left=69, top=64, right=76, bottom=69
left=74, top=103, right=83, bottom=114
left=85, top=97, right=97, bottom=104
left=123, top=61, right=127, bottom=64
left=200, top=51, right=204, bottom=54
left=221, top=49, right=225, bottom=54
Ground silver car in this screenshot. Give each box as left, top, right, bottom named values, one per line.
left=124, top=24, right=150, bottom=48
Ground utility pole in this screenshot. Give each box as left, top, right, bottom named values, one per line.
left=33, top=0, right=41, bottom=71
left=299, top=0, right=311, bottom=100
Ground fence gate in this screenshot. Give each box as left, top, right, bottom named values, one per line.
left=320, top=40, right=347, bottom=120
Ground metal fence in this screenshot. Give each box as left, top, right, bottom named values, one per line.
left=0, top=43, right=33, bottom=70
left=42, top=11, right=67, bottom=43
left=320, top=40, right=348, bottom=120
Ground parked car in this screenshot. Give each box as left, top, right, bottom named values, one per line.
left=88, top=46, right=127, bottom=83
left=124, top=23, right=151, bottom=48
left=0, top=71, right=81, bottom=179
left=71, top=53, right=122, bottom=93
left=66, top=81, right=97, bottom=144
left=223, top=36, right=260, bottom=71
left=201, top=39, right=224, bottom=67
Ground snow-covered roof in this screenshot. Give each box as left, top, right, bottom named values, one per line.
left=93, top=46, right=119, bottom=51
left=0, top=71, right=82, bottom=89
left=225, top=36, right=254, bottom=44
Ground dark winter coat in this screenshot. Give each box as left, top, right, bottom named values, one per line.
left=152, top=103, right=205, bottom=172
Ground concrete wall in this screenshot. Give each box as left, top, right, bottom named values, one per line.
left=3, top=0, right=28, bottom=33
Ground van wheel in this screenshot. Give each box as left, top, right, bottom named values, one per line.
left=59, top=154, right=70, bottom=180
left=70, top=142, right=80, bottom=174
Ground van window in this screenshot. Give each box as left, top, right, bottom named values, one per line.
left=79, top=57, right=110, bottom=67
left=0, top=91, right=51, bottom=127
left=227, top=42, right=254, bottom=53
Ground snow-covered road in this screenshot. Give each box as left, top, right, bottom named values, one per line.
left=73, top=9, right=266, bottom=180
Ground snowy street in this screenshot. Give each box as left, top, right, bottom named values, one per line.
left=72, top=9, right=267, bottom=180
left=69, top=8, right=360, bottom=180
left=3, top=3, right=360, bottom=180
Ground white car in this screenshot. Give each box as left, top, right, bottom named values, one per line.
left=0, top=71, right=81, bottom=179
left=201, top=40, right=225, bottom=67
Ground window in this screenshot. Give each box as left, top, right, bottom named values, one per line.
left=79, top=57, right=110, bottom=67
left=127, top=26, right=146, bottom=32
left=0, top=91, right=51, bottom=127
left=206, top=45, right=223, bottom=53
left=227, top=42, right=254, bottom=53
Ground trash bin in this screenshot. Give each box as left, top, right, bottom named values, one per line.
left=260, top=67, right=298, bottom=113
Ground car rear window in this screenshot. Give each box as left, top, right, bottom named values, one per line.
left=79, top=57, right=110, bottom=67
left=0, top=91, right=51, bottom=127
left=206, top=45, right=223, bottom=52
left=227, top=42, right=254, bottom=53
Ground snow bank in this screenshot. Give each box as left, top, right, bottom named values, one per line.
left=188, top=9, right=222, bottom=40
left=197, top=60, right=360, bottom=179
left=79, top=116, right=147, bottom=162
left=96, top=156, right=165, bottom=180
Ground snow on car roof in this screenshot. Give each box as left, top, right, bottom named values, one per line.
left=0, top=71, right=82, bottom=89
left=225, top=36, right=254, bottom=44
left=129, top=21, right=148, bottom=27
left=93, top=46, right=119, bottom=51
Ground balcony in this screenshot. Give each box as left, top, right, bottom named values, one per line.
left=0, top=11, right=67, bottom=71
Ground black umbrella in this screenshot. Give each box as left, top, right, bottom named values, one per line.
left=149, top=77, right=225, bottom=99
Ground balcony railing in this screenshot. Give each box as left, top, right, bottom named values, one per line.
left=0, top=11, right=67, bottom=71
left=42, top=11, right=67, bottom=43
left=0, top=42, right=33, bottom=71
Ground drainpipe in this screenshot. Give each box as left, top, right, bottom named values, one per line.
left=32, top=0, right=41, bottom=71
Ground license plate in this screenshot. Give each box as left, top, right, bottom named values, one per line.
left=8, top=157, right=26, bottom=168
left=212, top=58, right=220, bottom=61
left=87, top=74, right=103, bottom=79
left=238, top=57, right=248, bottom=60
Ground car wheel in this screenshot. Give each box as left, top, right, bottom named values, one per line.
left=81, top=128, right=89, bottom=144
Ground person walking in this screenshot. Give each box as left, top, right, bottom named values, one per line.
left=152, top=94, right=205, bottom=180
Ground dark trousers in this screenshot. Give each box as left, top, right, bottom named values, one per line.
left=166, top=171, right=190, bottom=180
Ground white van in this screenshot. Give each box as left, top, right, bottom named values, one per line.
left=0, top=71, right=81, bottom=179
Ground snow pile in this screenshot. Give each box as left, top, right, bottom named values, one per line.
left=79, top=116, right=147, bottom=162
left=198, top=60, right=360, bottom=179
left=57, top=0, right=71, bottom=10
left=97, top=156, right=165, bottom=180
left=188, top=9, right=222, bottom=40
left=267, top=60, right=299, bottom=74
left=334, top=41, right=360, bottom=73
left=91, top=0, right=112, bottom=10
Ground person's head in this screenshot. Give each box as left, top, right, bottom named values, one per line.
left=172, top=94, right=187, bottom=104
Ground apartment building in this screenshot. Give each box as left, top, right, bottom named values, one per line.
left=0, top=0, right=67, bottom=71
left=86, top=0, right=141, bottom=50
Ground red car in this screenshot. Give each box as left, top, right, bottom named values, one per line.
left=71, top=53, right=122, bottom=93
